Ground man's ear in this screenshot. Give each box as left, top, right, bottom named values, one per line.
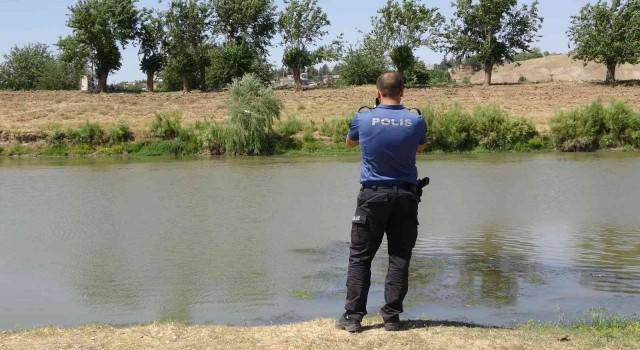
left=399, top=89, right=405, bottom=98
left=376, top=90, right=382, bottom=99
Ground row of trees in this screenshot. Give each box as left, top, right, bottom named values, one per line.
left=53, top=0, right=341, bottom=92
left=1, top=0, right=640, bottom=91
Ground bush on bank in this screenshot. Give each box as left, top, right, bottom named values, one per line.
left=423, top=104, right=547, bottom=152
left=551, top=100, right=640, bottom=151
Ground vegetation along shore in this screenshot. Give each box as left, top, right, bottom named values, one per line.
left=1, top=79, right=639, bottom=158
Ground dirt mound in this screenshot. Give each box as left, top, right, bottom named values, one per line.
left=464, top=55, right=640, bottom=84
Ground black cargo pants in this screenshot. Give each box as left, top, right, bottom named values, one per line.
left=344, top=185, right=419, bottom=322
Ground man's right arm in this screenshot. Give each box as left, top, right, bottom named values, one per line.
left=346, top=137, right=360, bottom=148
left=417, top=117, right=427, bottom=152
left=346, top=115, right=359, bottom=148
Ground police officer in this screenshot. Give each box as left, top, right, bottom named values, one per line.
left=336, top=72, right=427, bottom=333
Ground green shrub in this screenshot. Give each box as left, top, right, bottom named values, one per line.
left=302, top=129, right=315, bottom=143
left=462, top=76, right=472, bottom=85
left=278, top=115, right=303, bottom=136
left=195, top=121, right=225, bottom=155
left=43, top=144, right=69, bottom=156
left=136, top=140, right=190, bottom=156
left=319, top=117, right=351, bottom=143
left=424, top=105, right=477, bottom=152
left=518, top=75, right=528, bottom=83
left=151, top=111, right=182, bottom=140
left=550, top=101, right=608, bottom=152
left=0, top=145, right=4, bottom=155
left=225, top=74, right=283, bottom=155
left=107, top=121, right=134, bottom=144
left=8, top=144, right=30, bottom=156
left=49, top=127, right=66, bottom=144
left=602, top=100, right=640, bottom=148
left=427, top=69, right=452, bottom=85
left=68, top=122, right=105, bottom=145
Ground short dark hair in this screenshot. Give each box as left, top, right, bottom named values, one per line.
left=376, top=72, right=404, bottom=99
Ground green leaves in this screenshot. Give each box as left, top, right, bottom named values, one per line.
left=567, top=0, right=640, bottom=83
left=0, top=43, right=54, bottom=90
left=445, top=0, right=543, bottom=85
left=59, top=0, right=139, bottom=92
left=278, top=0, right=339, bottom=90
left=370, top=0, right=444, bottom=53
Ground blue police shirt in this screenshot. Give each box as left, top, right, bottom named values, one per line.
left=347, top=104, right=427, bottom=185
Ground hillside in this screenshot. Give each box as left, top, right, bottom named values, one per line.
left=462, top=55, right=640, bottom=84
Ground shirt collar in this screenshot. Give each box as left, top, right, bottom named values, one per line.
left=376, top=104, right=405, bottom=110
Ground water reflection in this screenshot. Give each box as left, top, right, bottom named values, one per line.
left=576, top=227, right=640, bottom=294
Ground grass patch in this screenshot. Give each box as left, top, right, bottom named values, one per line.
left=68, top=121, right=105, bottom=145
left=43, top=144, right=70, bottom=156
left=8, top=144, right=30, bottom=156
left=150, top=111, right=182, bottom=140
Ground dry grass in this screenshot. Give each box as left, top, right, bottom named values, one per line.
left=1, top=82, right=640, bottom=136
left=1, top=319, right=638, bottom=350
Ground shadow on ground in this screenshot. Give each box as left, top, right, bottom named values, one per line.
left=362, top=319, right=503, bottom=332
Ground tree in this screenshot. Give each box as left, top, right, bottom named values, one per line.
left=138, top=9, right=166, bottom=92
left=164, top=0, right=212, bottom=92
left=339, top=45, right=388, bottom=86
left=211, top=0, right=277, bottom=54
left=278, top=0, right=341, bottom=90
left=370, top=0, right=444, bottom=79
left=225, top=74, right=283, bottom=155
left=58, top=0, right=138, bottom=92
left=445, top=0, right=543, bottom=85
left=567, top=0, right=640, bottom=84
left=36, top=59, right=82, bottom=90
left=0, top=43, right=54, bottom=90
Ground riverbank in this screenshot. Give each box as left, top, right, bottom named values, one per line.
left=2, top=317, right=640, bottom=350
left=2, top=82, right=640, bottom=134
left=2, top=90, right=640, bottom=157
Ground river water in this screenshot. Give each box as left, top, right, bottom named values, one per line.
left=1, top=153, right=639, bottom=330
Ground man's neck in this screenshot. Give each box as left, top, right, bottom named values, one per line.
left=379, top=98, right=402, bottom=105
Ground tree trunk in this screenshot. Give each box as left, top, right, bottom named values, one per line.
left=293, top=67, right=303, bottom=91
left=181, top=75, right=191, bottom=93
left=98, top=72, right=108, bottom=93
left=398, top=69, right=405, bottom=84
left=606, top=63, right=616, bottom=84
left=199, top=65, right=207, bottom=92
left=146, top=70, right=155, bottom=92
left=483, top=63, right=493, bottom=86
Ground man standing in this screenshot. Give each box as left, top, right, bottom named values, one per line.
left=336, top=72, right=427, bottom=333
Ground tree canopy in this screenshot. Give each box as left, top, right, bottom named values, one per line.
left=278, top=0, right=341, bottom=90
left=445, top=0, right=542, bottom=85
left=567, top=0, right=640, bottom=83
left=211, top=0, right=277, bottom=55
left=58, top=0, right=139, bottom=92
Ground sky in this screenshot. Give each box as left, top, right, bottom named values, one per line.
left=0, top=0, right=594, bottom=82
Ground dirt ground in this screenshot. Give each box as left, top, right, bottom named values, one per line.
left=1, top=82, right=639, bottom=136
left=1, top=319, right=638, bottom=350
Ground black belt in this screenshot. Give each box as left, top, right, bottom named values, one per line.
left=361, top=183, right=417, bottom=192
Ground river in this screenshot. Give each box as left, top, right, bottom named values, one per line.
left=1, top=153, right=639, bottom=329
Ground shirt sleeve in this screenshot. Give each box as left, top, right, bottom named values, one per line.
left=347, top=115, right=359, bottom=141
left=418, top=117, right=427, bottom=145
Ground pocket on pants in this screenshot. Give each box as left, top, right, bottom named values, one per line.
left=351, top=210, right=367, bottom=246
